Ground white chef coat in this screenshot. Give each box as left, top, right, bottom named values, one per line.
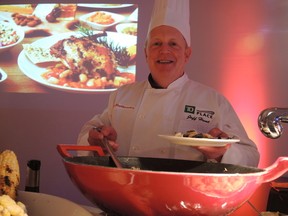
left=77, top=74, right=260, bottom=167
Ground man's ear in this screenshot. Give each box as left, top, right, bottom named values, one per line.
left=144, top=47, right=149, bottom=61
left=185, top=47, right=192, bottom=62
left=144, top=47, right=148, bottom=58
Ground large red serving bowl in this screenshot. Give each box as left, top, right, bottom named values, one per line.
left=57, top=144, right=288, bottom=216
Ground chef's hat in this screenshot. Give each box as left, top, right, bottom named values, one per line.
left=147, top=0, right=191, bottom=46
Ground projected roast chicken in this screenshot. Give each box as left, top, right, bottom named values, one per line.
left=49, top=36, right=117, bottom=84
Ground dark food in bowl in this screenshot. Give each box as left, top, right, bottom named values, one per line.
left=67, top=156, right=263, bottom=174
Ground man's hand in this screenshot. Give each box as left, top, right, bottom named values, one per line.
left=88, top=125, right=119, bottom=152
left=194, top=128, right=231, bottom=162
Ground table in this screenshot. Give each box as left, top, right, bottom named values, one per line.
left=82, top=205, right=104, bottom=216
left=266, top=178, right=288, bottom=214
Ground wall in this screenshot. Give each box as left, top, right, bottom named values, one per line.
left=188, top=0, right=288, bottom=169
left=0, top=0, right=151, bottom=206
left=0, top=0, right=288, bottom=214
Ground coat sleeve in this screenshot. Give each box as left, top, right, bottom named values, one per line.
left=217, top=97, right=260, bottom=167
left=76, top=91, right=117, bottom=155
left=221, top=142, right=260, bottom=167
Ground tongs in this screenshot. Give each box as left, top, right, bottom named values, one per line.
left=94, top=127, right=123, bottom=168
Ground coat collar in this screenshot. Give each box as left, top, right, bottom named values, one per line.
left=148, top=73, right=188, bottom=89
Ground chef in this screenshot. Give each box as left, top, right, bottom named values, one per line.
left=77, top=0, right=260, bottom=167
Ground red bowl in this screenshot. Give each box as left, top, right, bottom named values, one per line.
left=57, top=144, right=288, bottom=216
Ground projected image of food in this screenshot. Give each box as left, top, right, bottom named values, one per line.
left=0, top=3, right=138, bottom=93
left=19, top=29, right=136, bottom=92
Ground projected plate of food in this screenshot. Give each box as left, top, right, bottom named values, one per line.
left=18, top=31, right=136, bottom=93
left=77, top=4, right=134, bottom=9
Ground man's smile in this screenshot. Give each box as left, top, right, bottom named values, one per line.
left=157, top=59, right=174, bottom=64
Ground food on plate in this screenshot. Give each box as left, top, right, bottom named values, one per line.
left=66, top=20, right=81, bottom=31
left=0, top=194, right=28, bottom=216
left=87, top=11, right=115, bottom=25
left=45, top=7, right=61, bottom=23
left=0, top=5, right=34, bottom=15
left=96, top=36, right=133, bottom=67
left=121, top=26, right=137, bottom=36
left=40, top=36, right=134, bottom=89
left=50, top=36, right=116, bottom=79
left=175, top=129, right=215, bottom=139
left=127, top=44, right=136, bottom=61
left=79, top=11, right=125, bottom=31
left=42, top=62, right=133, bottom=89
left=116, top=23, right=137, bottom=37
left=23, top=44, right=59, bottom=64
left=77, top=25, right=135, bottom=67
left=12, top=13, right=41, bottom=27
left=0, top=150, right=29, bottom=215
left=0, top=22, right=20, bottom=48
left=20, top=25, right=136, bottom=90
left=0, top=150, right=20, bottom=200
left=24, top=29, right=52, bottom=38
left=175, top=129, right=236, bottom=140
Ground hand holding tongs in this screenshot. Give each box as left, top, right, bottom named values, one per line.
left=93, top=127, right=123, bottom=168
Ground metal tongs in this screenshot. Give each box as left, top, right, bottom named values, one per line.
left=93, top=127, right=123, bottom=168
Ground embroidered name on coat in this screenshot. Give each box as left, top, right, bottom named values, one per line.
left=184, top=105, right=215, bottom=123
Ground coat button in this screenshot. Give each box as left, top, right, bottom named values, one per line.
left=139, top=114, right=145, bottom=119
left=132, top=146, right=140, bottom=151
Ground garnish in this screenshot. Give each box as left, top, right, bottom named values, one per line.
left=97, top=37, right=131, bottom=67
left=77, top=25, right=95, bottom=39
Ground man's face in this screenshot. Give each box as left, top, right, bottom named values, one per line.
left=145, top=25, right=191, bottom=87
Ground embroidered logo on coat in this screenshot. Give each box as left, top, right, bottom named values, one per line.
left=196, top=110, right=215, bottom=118
left=184, top=105, right=195, bottom=114
left=184, top=106, right=215, bottom=123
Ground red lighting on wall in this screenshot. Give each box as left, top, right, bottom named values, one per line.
left=216, top=3, right=271, bottom=169
left=215, top=3, right=273, bottom=214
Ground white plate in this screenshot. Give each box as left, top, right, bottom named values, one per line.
left=0, top=68, right=7, bottom=83
left=116, top=23, right=137, bottom=36
left=79, top=11, right=125, bottom=31
left=0, top=21, right=25, bottom=54
left=158, top=135, right=240, bottom=147
left=128, top=8, right=138, bottom=22
left=78, top=4, right=134, bottom=8
left=18, top=191, right=93, bottom=216
left=17, top=31, right=136, bottom=93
